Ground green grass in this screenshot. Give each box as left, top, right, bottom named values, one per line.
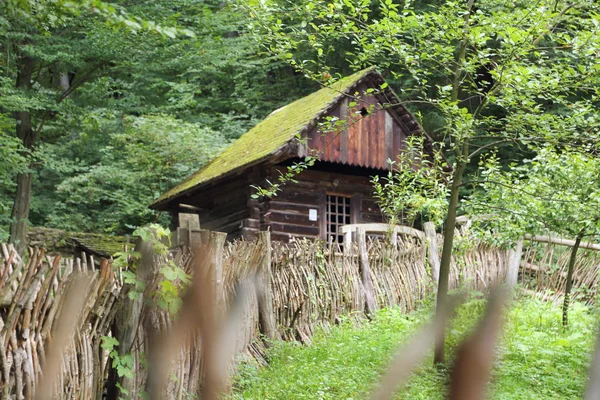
left=232, top=295, right=597, bottom=399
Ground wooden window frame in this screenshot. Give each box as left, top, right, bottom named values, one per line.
left=326, top=193, right=351, bottom=244
left=319, top=191, right=362, bottom=241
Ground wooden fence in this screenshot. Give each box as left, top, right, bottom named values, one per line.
left=0, top=227, right=569, bottom=399
left=521, top=240, right=600, bottom=305
left=0, top=244, right=119, bottom=399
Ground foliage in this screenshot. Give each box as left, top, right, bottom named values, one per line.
left=465, top=146, right=600, bottom=247
left=0, top=114, right=26, bottom=241
left=113, top=223, right=191, bottom=313
left=34, top=114, right=227, bottom=233
left=231, top=296, right=596, bottom=399
left=372, top=136, right=449, bottom=227
left=101, top=336, right=136, bottom=380
left=0, top=0, right=314, bottom=238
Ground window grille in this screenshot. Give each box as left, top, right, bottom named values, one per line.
left=326, top=194, right=351, bottom=244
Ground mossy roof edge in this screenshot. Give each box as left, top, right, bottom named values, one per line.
left=151, top=67, right=376, bottom=208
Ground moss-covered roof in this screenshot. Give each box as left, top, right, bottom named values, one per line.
left=71, top=233, right=130, bottom=258
left=27, top=227, right=130, bottom=258
left=151, top=68, right=376, bottom=207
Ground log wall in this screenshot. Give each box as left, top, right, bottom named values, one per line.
left=174, top=173, right=255, bottom=241
left=172, top=164, right=385, bottom=243
left=264, top=166, right=383, bottom=242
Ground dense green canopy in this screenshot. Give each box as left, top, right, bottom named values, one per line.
left=0, top=0, right=315, bottom=240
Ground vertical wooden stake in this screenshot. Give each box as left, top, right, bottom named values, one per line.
left=424, top=222, right=440, bottom=283
left=506, top=239, right=523, bottom=287
left=256, top=232, right=279, bottom=342
left=197, top=230, right=227, bottom=399
left=357, top=228, right=377, bottom=317
left=109, top=235, right=157, bottom=399
left=199, top=231, right=226, bottom=315
left=343, top=230, right=352, bottom=251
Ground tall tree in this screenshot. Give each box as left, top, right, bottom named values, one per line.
left=244, top=0, right=600, bottom=362
left=0, top=0, right=161, bottom=249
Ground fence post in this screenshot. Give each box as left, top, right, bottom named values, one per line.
left=199, top=230, right=226, bottom=315
left=423, top=222, right=440, bottom=283
left=357, top=227, right=377, bottom=317
left=197, top=230, right=228, bottom=398
left=506, top=239, right=523, bottom=287
left=256, top=232, right=279, bottom=342
left=344, top=230, right=352, bottom=250
left=109, top=234, right=158, bottom=399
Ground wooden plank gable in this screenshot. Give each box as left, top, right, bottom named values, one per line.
left=302, top=82, right=409, bottom=170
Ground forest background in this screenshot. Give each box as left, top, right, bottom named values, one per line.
left=1, top=0, right=597, bottom=245
left=0, top=0, right=319, bottom=241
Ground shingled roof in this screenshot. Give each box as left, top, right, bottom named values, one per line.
left=151, top=67, right=422, bottom=208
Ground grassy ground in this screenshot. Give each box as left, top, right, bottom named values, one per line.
left=232, top=295, right=597, bottom=399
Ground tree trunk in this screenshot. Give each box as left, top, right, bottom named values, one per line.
left=434, top=158, right=467, bottom=364
left=9, top=173, right=33, bottom=254
left=9, top=47, right=36, bottom=253
left=562, top=231, right=583, bottom=328
left=433, top=0, right=474, bottom=364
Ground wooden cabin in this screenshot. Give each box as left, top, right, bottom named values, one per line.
left=150, top=68, right=431, bottom=243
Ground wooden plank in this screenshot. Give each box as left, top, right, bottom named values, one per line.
left=340, top=98, right=348, bottom=164
left=385, top=111, right=394, bottom=164
left=357, top=227, right=377, bottom=317
left=268, top=211, right=319, bottom=227
left=270, top=232, right=320, bottom=243
left=370, top=112, right=378, bottom=168
left=268, top=201, right=313, bottom=214
left=507, top=239, right=523, bottom=286
left=351, top=194, right=361, bottom=225
left=256, top=232, right=279, bottom=342
left=524, top=234, right=600, bottom=251
left=269, top=222, right=320, bottom=237
left=331, top=106, right=341, bottom=163
left=377, top=111, right=386, bottom=168
left=209, top=219, right=245, bottom=235
left=356, top=109, right=363, bottom=167
left=347, top=106, right=357, bottom=165
left=242, top=218, right=260, bottom=230
left=339, top=223, right=424, bottom=239
left=361, top=197, right=381, bottom=212
left=199, top=196, right=247, bottom=220
left=178, top=213, right=200, bottom=230
left=181, top=175, right=249, bottom=208
left=275, top=189, right=322, bottom=205
left=271, top=166, right=376, bottom=186
left=319, top=192, right=327, bottom=240
left=423, top=222, right=440, bottom=282
left=202, top=209, right=249, bottom=231
left=240, top=227, right=259, bottom=241
left=361, top=213, right=384, bottom=223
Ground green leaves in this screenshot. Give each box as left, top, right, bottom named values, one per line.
left=372, top=136, right=449, bottom=228
left=466, top=146, right=600, bottom=247
left=101, top=335, right=135, bottom=378
left=36, top=114, right=227, bottom=234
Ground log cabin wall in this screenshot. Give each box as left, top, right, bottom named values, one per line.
left=172, top=173, right=253, bottom=241
left=264, top=164, right=384, bottom=243
left=302, top=83, right=410, bottom=169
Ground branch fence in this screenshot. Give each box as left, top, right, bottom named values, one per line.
left=0, top=225, right=597, bottom=398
